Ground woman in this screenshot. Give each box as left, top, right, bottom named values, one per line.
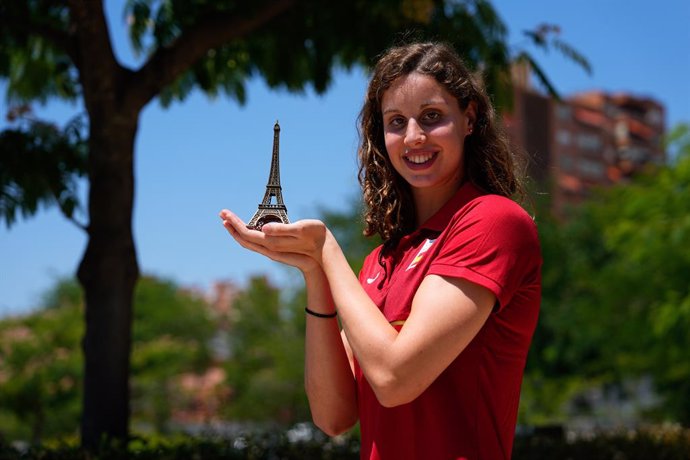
left=220, top=42, right=541, bottom=460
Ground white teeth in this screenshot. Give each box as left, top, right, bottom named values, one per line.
left=407, top=153, right=433, bottom=164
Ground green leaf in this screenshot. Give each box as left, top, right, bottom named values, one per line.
left=0, top=113, right=87, bottom=227
left=552, top=37, right=592, bottom=75
left=515, top=51, right=560, bottom=100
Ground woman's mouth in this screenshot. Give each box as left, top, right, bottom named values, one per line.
left=404, top=151, right=438, bottom=170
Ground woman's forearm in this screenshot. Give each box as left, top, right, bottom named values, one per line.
left=319, top=232, right=402, bottom=402
left=302, top=268, right=358, bottom=436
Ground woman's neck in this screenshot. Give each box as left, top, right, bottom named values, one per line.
left=413, top=181, right=462, bottom=227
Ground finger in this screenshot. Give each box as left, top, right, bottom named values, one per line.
left=222, top=212, right=263, bottom=240
left=220, top=215, right=314, bottom=270
left=219, top=209, right=248, bottom=228
left=222, top=220, right=240, bottom=238
left=260, top=222, right=299, bottom=237
left=223, top=215, right=312, bottom=257
left=262, top=219, right=326, bottom=238
left=224, top=221, right=272, bottom=256
left=223, top=220, right=262, bottom=246
left=219, top=210, right=240, bottom=226
left=235, top=233, right=302, bottom=266
left=218, top=209, right=238, bottom=222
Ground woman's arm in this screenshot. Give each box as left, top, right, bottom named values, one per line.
left=321, top=232, right=494, bottom=406
left=302, top=268, right=358, bottom=435
left=247, top=217, right=495, bottom=407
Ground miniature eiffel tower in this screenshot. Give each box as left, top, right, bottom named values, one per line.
left=247, top=121, right=290, bottom=230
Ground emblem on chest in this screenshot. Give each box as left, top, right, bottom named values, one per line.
left=406, top=238, right=436, bottom=271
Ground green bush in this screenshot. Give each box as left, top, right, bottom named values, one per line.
left=513, top=425, right=690, bottom=460
left=0, top=426, right=688, bottom=459
left=0, top=430, right=360, bottom=460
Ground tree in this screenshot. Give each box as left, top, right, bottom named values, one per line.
left=523, top=124, right=690, bottom=425
left=129, top=276, right=216, bottom=434
left=0, top=280, right=83, bottom=443
left=0, top=275, right=217, bottom=442
left=222, top=275, right=309, bottom=425
left=0, top=0, right=587, bottom=447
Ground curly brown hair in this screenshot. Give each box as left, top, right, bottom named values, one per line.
left=357, top=42, right=525, bottom=250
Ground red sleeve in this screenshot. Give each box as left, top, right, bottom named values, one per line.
left=427, top=195, right=541, bottom=311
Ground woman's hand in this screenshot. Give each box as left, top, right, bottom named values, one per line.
left=219, top=210, right=327, bottom=275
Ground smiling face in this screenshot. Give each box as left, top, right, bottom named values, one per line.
left=381, top=73, right=475, bottom=207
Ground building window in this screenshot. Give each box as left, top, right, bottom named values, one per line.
left=577, top=133, right=602, bottom=151
left=556, top=129, right=572, bottom=146
left=619, top=146, right=650, bottom=163
left=556, top=104, right=572, bottom=121
left=559, top=154, right=575, bottom=172
left=604, top=103, right=619, bottom=118
left=578, top=158, right=605, bottom=179
left=646, top=109, right=663, bottom=126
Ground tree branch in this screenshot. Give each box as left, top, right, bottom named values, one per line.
left=127, top=0, right=297, bottom=110
left=66, top=0, right=125, bottom=110
left=63, top=212, right=88, bottom=233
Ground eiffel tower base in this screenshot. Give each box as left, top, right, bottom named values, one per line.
left=247, top=206, right=290, bottom=230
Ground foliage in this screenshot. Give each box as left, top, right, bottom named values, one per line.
left=222, top=276, right=309, bottom=425
left=523, top=124, right=690, bottom=425
left=0, top=426, right=689, bottom=459
left=122, top=0, right=518, bottom=106
left=0, top=108, right=87, bottom=228
left=0, top=279, right=83, bottom=443
left=129, top=276, right=216, bottom=433
left=513, top=425, right=690, bottom=460
left=666, top=123, right=690, bottom=162
left=517, top=23, right=591, bottom=101
left=0, top=276, right=216, bottom=441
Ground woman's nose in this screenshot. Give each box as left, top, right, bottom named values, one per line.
left=404, top=118, right=427, bottom=146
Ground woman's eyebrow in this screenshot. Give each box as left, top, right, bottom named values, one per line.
left=420, top=99, right=447, bottom=107
left=382, top=100, right=447, bottom=114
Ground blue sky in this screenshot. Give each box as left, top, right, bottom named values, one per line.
left=2, top=1, right=689, bottom=316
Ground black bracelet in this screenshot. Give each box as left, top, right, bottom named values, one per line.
left=305, top=307, right=337, bottom=318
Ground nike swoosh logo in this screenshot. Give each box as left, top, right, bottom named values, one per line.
left=366, top=272, right=380, bottom=284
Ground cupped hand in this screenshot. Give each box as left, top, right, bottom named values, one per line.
left=219, top=210, right=323, bottom=275
left=260, top=218, right=329, bottom=261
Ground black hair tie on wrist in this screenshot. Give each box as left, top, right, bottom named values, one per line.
left=305, top=307, right=337, bottom=318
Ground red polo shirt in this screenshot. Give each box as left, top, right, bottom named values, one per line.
left=356, top=182, right=541, bottom=460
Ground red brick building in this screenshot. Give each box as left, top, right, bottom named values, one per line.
left=504, top=70, right=666, bottom=214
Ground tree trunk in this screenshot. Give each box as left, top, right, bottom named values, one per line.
left=62, top=0, right=296, bottom=449
left=77, top=114, right=139, bottom=448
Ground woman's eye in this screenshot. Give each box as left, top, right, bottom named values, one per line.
left=389, top=117, right=405, bottom=128
left=422, top=111, right=441, bottom=123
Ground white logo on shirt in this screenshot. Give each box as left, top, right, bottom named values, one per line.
left=406, top=238, right=436, bottom=271
left=366, top=272, right=380, bottom=284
